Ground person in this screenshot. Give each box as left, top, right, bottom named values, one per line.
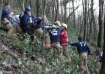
left=19, top=6, right=34, bottom=42
left=60, top=23, right=71, bottom=62
left=1, top=2, right=14, bottom=36
left=12, top=15, right=22, bottom=33
left=54, top=21, right=61, bottom=28
left=54, top=21, right=61, bottom=32
left=49, top=25, right=63, bottom=58
left=93, top=47, right=103, bottom=74
left=34, top=15, right=51, bottom=48
left=69, top=37, right=90, bottom=73
left=9, top=12, right=21, bottom=33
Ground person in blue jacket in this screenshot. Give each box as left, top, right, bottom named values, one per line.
left=93, top=47, right=103, bottom=74
left=1, top=2, right=14, bottom=36
left=34, top=15, right=51, bottom=48
left=20, top=6, right=34, bottom=42
left=49, top=25, right=63, bottom=58
left=69, top=37, right=90, bottom=73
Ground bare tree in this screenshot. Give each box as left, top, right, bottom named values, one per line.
left=97, top=0, right=104, bottom=48
left=100, top=3, right=105, bottom=73
left=83, top=0, right=87, bottom=41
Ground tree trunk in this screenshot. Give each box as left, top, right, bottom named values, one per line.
left=64, top=3, right=67, bottom=23
left=100, top=4, right=105, bottom=74
left=22, top=0, right=24, bottom=10
left=97, top=0, right=104, bottom=48
left=36, top=0, right=40, bottom=16
left=83, top=0, right=87, bottom=41
left=54, top=0, right=59, bottom=21
left=72, top=0, right=76, bottom=29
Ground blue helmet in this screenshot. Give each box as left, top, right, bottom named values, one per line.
left=25, top=6, right=31, bottom=11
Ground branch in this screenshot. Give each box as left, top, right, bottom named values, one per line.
left=66, top=5, right=80, bottom=21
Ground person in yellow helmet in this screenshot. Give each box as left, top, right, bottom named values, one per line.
left=49, top=24, right=63, bottom=58
left=54, top=21, right=61, bottom=27
left=60, top=23, right=71, bottom=62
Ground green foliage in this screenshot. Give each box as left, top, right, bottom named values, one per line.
left=0, top=29, right=97, bottom=74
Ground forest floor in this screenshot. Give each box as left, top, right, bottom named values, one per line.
left=0, top=29, right=97, bottom=74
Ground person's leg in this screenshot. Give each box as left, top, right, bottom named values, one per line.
left=81, top=52, right=90, bottom=74
left=16, top=26, right=22, bottom=33
left=51, top=43, right=58, bottom=56
left=36, top=28, right=43, bottom=35
left=81, top=52, right=88, bottom=70
left=62, top=45, right=71, bottom=61
left=55, top=43, right=63, bottom=58
left=95, top=62, right=101, bottom=74
left=45, top=33, right=50, bottom=48
left=2, top=18, right=14, bottom=35
left=36, top=28, right=50, bottom=48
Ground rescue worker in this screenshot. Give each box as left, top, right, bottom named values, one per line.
left=54, top=21, right=61, bottom=32
left=34, top=15, right=51, bottom=48
left=69, top=37, right=90, bottom=74
left=49, top=25, right=63, bottom=58
left=1, top=2, right=14, bottom=36
left=93, top=47, right=103, bottom=74
left=19, top=6, right=34, bottom=42
left=60, top=23, right=71, bottom=62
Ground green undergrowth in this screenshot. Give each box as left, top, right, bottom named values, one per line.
left=0, top=29, right=96, bottom=74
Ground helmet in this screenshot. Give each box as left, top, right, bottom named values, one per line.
left=54, top=21, right=61, bottom=26
left=25, top=6, right=31, bottom=11
left=52, top=25, right=56, bottom=28
left=62, top=23, right=67, bottom=29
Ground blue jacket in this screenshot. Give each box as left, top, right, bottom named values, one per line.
left=1, top=7, right=10, bottom=20
left=70, top=41, right=90, bottom=55
left=20, top=12, right=34, bottom=26
left=35, top=17, right=42, bottom=29
left=49, top=29, right=60, bottom=43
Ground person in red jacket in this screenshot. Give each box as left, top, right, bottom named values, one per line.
left=60, top=23, right=71, bottom=62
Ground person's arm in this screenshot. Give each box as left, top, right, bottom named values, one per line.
left=70, top=42, right=78, bottom=46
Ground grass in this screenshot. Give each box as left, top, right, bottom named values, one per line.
left=0, top=28, right=97, bottom=74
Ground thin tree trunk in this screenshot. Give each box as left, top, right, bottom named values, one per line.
left=36, top=0, right=40, bottom=16
left=72, top=0, right=76, bottom=29
left=83, top=0, right=87, bottom=41
left=97, top=0, right=104, bottom=48
left=54, top=0, right=59, bottom=21
left=64, top=3, right=67, bottom=23
left=100, top=3, right=105, bottom=74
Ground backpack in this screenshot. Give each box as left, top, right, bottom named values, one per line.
left=33, top=17, right=42, bottom=29
left=19, top=12, right=24, bottom=26
left=79, top=42, right=87, bottom=52
left=33, top=18, right=37, bottom=29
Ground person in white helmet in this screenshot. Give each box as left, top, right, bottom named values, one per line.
left=60, top=23, right=71, bottom=62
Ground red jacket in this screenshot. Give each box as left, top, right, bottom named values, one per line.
left=60, top=29, right=68, bottom=45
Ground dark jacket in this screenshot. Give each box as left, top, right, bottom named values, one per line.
left=1, top=7, right=10, bottom=20
left=70, top=41, right=90, bottom=55
left=35, top=17, right=42, bottom=29
left=49, top=29, right=61, bottom=43
left=20, top=12, right=34, bottom=27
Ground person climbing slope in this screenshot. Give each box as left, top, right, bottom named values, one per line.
left=49, top=25, right=63, bottom=58
left=19, top=6, right=34, bottom=42
left=93, top=47, right=103, bottom=74
left=69, top=37, right=90, bottom=74
left=34, top=15, right=51, bottom=48
left=1, top=2, right=14, bottom=36
left=60, top=23, right=71, bottom=62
